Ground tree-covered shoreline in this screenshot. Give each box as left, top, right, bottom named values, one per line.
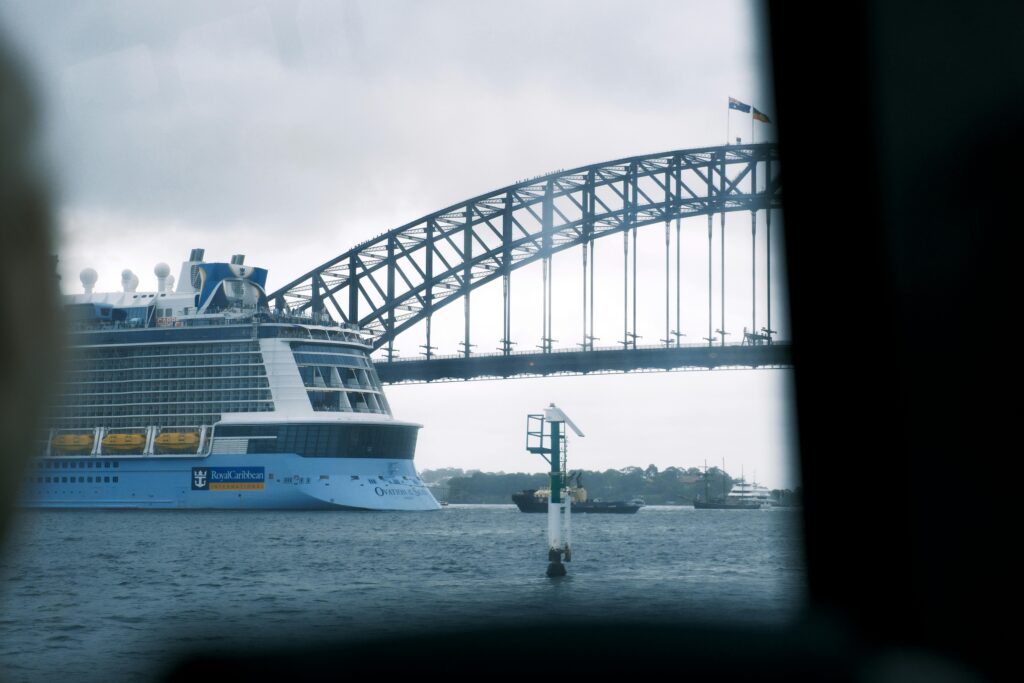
left=420, top=466, right=801, bottom=506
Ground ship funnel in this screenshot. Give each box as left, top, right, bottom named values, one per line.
left=230, top=254, right=245, bottom=265
left=121, top=269, right=139, bottom=293
left=80, top=267, right=98, bottom=294
left=154, top=262, right=171, bottom=292
left=177, top=249, right=205, bottom=293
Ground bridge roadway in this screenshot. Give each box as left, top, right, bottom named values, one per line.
left=374, top=342, right=792, bottom=384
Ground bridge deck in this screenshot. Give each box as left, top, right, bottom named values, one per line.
left=374, top=343, right=791, bottom=384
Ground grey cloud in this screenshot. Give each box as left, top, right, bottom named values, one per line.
left=3, top=0, right=769, bottom=238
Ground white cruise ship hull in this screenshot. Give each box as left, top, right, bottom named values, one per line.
left=21, top=454, right=440, bottom=511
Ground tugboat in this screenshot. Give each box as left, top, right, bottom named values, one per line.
left=511, top=473, right=643, bottom=514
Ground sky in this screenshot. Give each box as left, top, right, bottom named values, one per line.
left=0, top=0, right=799, bottom=488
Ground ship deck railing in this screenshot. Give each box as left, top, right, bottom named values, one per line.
left=65, top=309, right=367, bottom=336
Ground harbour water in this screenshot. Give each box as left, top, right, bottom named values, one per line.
left=0, top=506, right=804, bottom=682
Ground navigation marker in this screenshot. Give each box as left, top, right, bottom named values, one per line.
left=525, top=404, right=585, bottom=577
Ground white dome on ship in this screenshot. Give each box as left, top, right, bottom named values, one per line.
left=121, top=269, right=139, bottom=292
left=79, top=267, right=98, bottom=294
left=154, top=262, right=171, bottom=291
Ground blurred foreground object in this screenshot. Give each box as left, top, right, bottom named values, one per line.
left=0, top=34, right=60, bottom=541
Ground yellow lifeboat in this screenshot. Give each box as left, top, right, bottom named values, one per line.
left=154, top=431, right=200, bottom=453
left=101, top=432, right=146, bottom=453
left=51, top=433, right=94, bottom=454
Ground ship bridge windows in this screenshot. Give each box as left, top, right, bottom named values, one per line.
left=215, top=423, right=418, bottom=459
left=293, top=352, right=372, bottom=369
left=291, top=342, right=389, bottom=415
left=304, top=389, right=388, bottom=415
left=308, top=390, right=343, bottom=412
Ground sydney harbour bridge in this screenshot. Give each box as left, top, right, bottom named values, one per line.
left=268, top=143, right=788, bottom=383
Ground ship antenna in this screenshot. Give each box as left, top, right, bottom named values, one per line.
left=703, top=459, right=709, bottom=503
left=722, top=457, right=727, bottom=499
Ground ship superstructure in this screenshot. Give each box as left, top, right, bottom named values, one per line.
left=724, top=479, right=773, bottom=508
left=22, top=249, right=439, bottom=510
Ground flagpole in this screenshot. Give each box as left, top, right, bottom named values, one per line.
left=726, top=104, right=730, bottom=145
left=751, top=112, right=755, bottom=145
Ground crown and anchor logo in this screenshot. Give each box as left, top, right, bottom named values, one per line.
left=192, top=468, right=209, bottom=490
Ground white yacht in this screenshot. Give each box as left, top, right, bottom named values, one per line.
left=725, top=479, right=774, bottom=508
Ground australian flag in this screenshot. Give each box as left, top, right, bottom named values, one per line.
left=728, top=97, right=751, bottom=113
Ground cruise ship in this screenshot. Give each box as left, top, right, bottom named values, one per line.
left=21, top=249, right=439, bottom=510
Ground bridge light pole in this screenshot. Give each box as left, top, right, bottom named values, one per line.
left=720, top=157, right=728, bottom=347
left=707, top=212, right=714, bottom=347
left=424, top=218, right=435, bottom=360
left=622, top=230, right=630, bottom=349
left=674, top=157, right=683, bottom=348
left=587, top=239, right=596, bottom=352
left=501, top=191, right=514, bottom=356
left=541, top=254, right=554, bottom=354
left=626, top=225, right=634, bottom=352
left=386, top=234, right=396, bottom=363
left=766, top=159, right=773, bottom=344
left=663, top=219, right=671, bottom=348
left=541, top=181, right=554, bottom=354
left=582, top=170, right=596, bottom=353
left=462, top=206, right=473, bottom=358
left=589, top=250, right=596, bottom=351
left=751, top=160, right=758, bottom=338
left=582, top=239, right=588, bottom=353
left=629, top=163, right=638, bottom=351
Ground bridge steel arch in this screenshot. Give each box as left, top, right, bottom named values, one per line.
left=268, top=143, right=781, bottom=358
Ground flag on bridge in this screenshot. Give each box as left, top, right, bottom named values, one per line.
left=753, top=108, right=771, bottom=123
left=728, top=97, right=751, bottom=113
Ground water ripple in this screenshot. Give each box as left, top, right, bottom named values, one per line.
left=0, top=507, right=804, bottom=683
